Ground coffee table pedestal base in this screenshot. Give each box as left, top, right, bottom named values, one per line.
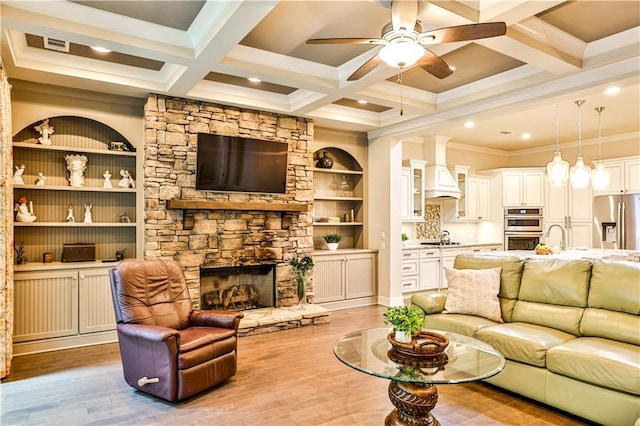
left=385, top=381, right=440, bottom=426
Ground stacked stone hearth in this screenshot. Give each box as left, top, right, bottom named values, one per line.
left=144, top=95, right=315, bottom=310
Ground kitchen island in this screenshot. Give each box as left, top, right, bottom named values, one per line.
left=482, top=249, right=639, bottom=262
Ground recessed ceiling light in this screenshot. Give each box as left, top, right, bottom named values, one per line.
left=521, top=133, right=531, bottom=140
left=247, top=77, right=261, bottom=83
left=357, top=99, right=368, bottom=105
left=464, top=121, right=474, bottom=128
left=91, top=46, right=111, bottom=53
left=604, top=86, right=620, bottom=96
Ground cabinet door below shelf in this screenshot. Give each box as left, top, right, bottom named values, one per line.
left=345, top=253, right=376, bottom=299
left=314, top=255, right=345, bottom=303
left=14, top=270, right=79, bottom=342
left=79, top=267, right=116, bottom=334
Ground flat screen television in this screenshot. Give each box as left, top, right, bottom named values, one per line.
left=196, top=133, right=288, bottom=193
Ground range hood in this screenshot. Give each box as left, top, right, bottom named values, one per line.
left=423, top=136, right=461, bottom=199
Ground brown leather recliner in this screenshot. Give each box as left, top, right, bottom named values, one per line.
left=109, top=259, right=244, bottom=402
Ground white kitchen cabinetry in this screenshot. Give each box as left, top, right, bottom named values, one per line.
left=13, top=265, right=116, bottom=355
left=595, top=157, right=640, bottom=195
left=545, top=182, right=592, bottom=248
left=401, top=160, right=426, bottom=222
left=400, top=249, right=419, bottom=292
left=502, top=170, right=545, bottom=207
left=314, top=250, right=377, bottom=307
left=444, top=166, right=490, bottom=221
left=419, top=249, right=440, bottom=291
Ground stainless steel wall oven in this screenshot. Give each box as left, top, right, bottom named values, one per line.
left=504, top=208, right=544, bottom=250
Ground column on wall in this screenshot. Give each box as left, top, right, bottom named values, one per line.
left=0, top=60, right=14, bottom=378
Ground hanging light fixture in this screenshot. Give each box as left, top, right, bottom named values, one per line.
left=570, top=100, right=591, bottom=189
left=546, top=103, right=569, bottom=186
left=591, top=106, right=610, bottom=190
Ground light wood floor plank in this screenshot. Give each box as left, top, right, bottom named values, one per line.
left=1, top=305, right=588, bottom=425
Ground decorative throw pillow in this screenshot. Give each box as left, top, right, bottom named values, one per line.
left=444, top=267, right=503, bottom=322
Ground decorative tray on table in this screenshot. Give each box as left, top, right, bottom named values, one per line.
left=387, top=330, right=450, bottom=358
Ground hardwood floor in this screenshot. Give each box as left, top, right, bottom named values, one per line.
left=1, top=305, right=588, bottom=425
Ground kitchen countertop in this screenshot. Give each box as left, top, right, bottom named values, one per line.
left=402, top=242, right=502, bottom=250
left=480, top=249, right=639, bottom=261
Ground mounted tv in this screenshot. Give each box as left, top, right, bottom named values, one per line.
left=196, top=133, right=288, bottom=193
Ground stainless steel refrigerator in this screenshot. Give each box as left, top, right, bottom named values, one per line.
left=593, top=193, right=640, bottom=250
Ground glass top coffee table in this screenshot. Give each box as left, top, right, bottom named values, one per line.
left=334, top=327, right=505, bottom=426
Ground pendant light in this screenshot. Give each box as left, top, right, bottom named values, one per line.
left=546, top=103, right=569, bottom=186
left=570, top=100, right=591, bottom=189
left=591, top=106, right=610, bottom=190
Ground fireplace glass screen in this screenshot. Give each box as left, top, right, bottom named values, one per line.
left=200, top=264, right=276, bottom=311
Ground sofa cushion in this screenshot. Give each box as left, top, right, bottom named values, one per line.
left=581, top=308, right=640, bottom=346
left=512, top=301, right=584, bottom=336
left=475, top=322, right=576, bottom=367
left=547, top=337, right=640, bottom=396
left=411, top=292, right=446, bottom=314
left=588, top=259, right=640, bottom=315
left=513, top=258, right=591, bottom=335
left=454, top=255, right=525, bottom=322
left=423, top=313, right=498, bottom=337
left=444, top=267, right=503, bottom=322
left=519, top=258, right=592, bottom=307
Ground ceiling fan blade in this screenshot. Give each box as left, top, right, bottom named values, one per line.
left=417, top=50, right=453, bottom=79
left=348, top=55, right=383, bottom=81
left=391, top=0, right=418, bottom=33
left=420, top=22, right=507, bottom=44
left=306, top=38, right=385, bottom=45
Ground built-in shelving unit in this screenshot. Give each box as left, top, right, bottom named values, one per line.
left=312, top=148, right=364, bottom=250
left=12, top=116, right=139, bottom=264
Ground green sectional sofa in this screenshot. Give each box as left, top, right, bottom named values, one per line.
left=411, top=254, right=640, bottom=426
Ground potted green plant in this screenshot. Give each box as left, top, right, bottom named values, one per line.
left=383, top=305, right=424, bottom=343
left=289, top=256, right=314, bottom=306
left=323, top=233, right=342, bottom=251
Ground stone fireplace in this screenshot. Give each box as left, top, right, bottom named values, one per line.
left=144, top=95, right=314, bottom=308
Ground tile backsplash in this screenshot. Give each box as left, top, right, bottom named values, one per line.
left=416, top=203, right=441, bottom=239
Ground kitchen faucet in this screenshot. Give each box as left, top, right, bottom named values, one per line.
left=544, top=224, right=566, bottom=252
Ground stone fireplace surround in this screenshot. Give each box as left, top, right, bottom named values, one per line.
left=143, top=95, right=316, bottom=312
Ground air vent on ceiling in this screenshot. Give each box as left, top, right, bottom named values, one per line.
left=44, top=37, right=70, bottom=53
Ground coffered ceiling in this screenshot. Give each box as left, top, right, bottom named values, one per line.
left=1, top=0, right=638, bottom=151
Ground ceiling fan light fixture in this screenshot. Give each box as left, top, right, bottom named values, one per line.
left=379, top=41, right=424, bottom=68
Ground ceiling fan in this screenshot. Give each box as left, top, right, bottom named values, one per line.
left=306, top=0, right=507, bottom=81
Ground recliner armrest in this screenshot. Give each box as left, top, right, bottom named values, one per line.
left=411, top=292, right=447, bottom=315
left=118, top=323, right=180, bottom=342
left=190, top=310, right=244, bottom=331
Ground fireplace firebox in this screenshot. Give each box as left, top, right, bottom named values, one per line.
left=200, top=263, right=276, bottom=311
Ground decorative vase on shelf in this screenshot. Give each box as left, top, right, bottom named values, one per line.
left=327, top=242, right=339, bottom=251
left=316, top=151, right=333, bottom=169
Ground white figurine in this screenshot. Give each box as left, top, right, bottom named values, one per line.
left=14, top=196, right=36, bottom=222
left=118, top=169, right=134, bottom=188
left=65, top=154, right=88, bottom=187
left=35, top=172, right=46, bottom=186
left=13, top=164, right=25, bottom=185
left=35, top=119, right=54, bottom=145
left=83, top=203, right=93, bottom=223
left=103, top=170, right=113, bottom=188
left=66, top=205, right=75, bottom=223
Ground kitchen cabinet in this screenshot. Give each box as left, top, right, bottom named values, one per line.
left=502, top=170, right=545, bottom=207
left=313, top=250, right=377, bottom=305
left=13, top=265, right=116, bottom=354
left=444, top=167, right=490, bottom=221
left=313, top=148, right=365, bottom=249
left=419, top=249, right=440, bottom=291
left=400, top=249, right=419, bottom=291
left=595, top=157, right=640, bottom=195
left=545, top=181, right=592, bottom=248
left=401, top=160, right=426, bottom=222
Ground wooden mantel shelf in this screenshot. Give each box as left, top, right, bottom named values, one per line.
left=166, top=199, right=310, bottom=230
